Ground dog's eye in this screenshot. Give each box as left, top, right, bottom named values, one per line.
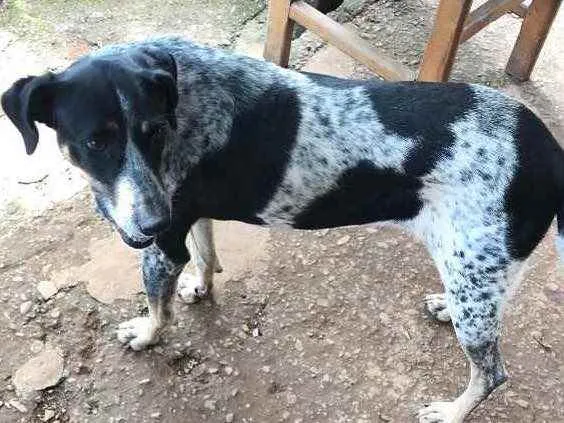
left=86, top=138, right=106, bottom=151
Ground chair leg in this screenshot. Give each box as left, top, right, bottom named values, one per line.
left=264, top=0, right=295, bottom=67
left=506, top=0, right=562, bottom=81
left=418, top=0, right=473, bottom=82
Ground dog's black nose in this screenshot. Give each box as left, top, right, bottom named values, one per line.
left=139, top=216, right=170, bottom=236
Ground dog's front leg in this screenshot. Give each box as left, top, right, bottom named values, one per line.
left=117, top=236, right=187, bottom=350
left=178, top=218, right=222, bottom=303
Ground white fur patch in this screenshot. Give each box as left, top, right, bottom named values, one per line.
left=113, top=175, right=137, bottom=232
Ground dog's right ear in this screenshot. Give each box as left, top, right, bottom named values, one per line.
left=1, top=73, right=57, bottom=155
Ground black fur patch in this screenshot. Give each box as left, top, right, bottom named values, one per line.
left=505, top=106, right=564, bottom=259
left=365, top=82, right=476, bottom=176
left=292, top=160, right=423, bottom=229
left=185, top=84, right=301, bottom=223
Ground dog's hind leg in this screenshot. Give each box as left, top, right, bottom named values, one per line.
left=418, top=241, right=525, bottom=423
left=178, top=218, right=223, bottom=303
left=117, top=225, right=190, bottom=350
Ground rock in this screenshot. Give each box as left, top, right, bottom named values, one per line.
left=19, top=301, right=32, bottom=315
left=13, top=346, right=64, bottom=396
left=336, top=235, right=350, bottom=245
left=225, top=413, right=234, bottom=423
left=9, top=399, right=27, bottom=413
left=224, top=366, right=233, bottom=376
left=294, top=339, right=303, bottom=352
left=150, top=411, right=161, bottom=419
left=37, top=281, right=58, bottom=300
left=50, top=308, right=61, bottom=319
left=42, top=409, right=56, bottom=421
left=138, top=378, right=151, bottom=385
left=252, top=327, right=261, bottom=337
left=208, top=367, right=219, bottom=374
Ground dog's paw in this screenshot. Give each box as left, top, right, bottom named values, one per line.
left=117, top=317, right=159, bottom=350
left=418, top=401, right=460, bottom=423
left=177, top=272, right=210, bottom=304
left=424, top=293, right=451, bottom=322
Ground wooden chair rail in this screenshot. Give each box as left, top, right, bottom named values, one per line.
left=289, top=1, right=415, bottom=81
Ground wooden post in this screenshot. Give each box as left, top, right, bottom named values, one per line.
left=506, top=0, right=562, bottom=81
left=263, top=0, right=295, bottom=67
left=418, top=0, right=473, bottom=82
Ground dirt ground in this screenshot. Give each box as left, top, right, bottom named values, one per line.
left=0, top=1, right=562, bottom=422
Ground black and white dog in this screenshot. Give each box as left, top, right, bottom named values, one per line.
left=3, top=38, right=563, bottom=422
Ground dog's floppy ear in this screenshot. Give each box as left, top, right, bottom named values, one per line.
left=1, top=73, right=56, bottom=155
left=135, top=48, right=178, bottom=129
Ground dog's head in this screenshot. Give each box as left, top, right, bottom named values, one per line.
left=2, top=46, right=178, bottom=248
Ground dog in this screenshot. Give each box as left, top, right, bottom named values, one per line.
left=2, top=37, right=563, bottom=423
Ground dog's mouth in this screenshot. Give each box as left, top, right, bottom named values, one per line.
left=116, top=228, right=155, bottom=249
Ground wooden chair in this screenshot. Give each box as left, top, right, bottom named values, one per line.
left=263, top=0, right=562, bottom=82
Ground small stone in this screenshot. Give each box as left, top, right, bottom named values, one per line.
left=30, top=340, right=44, bottom=354
left=9, top=399, right=27, bottom=413
left=282, top=410, right=291, bottom=420
left=204, top=399, right=216, bottom=411
left=42, top=409, right=55, bottom=421
left=37, top=281, right=58, bottom=300
left=252, top=327, right=261, bottom=337
left=515, top=399, right=529, bottom=408
left=261, top=366, right=271, bottom=373
left=19, top=301, right=32, bottom=315
left=224, top=366, right=233, bottom=376
left=208, top=367, right=219, bottom=374
left=294, top=339, right=303, bottom=352
left=138, top=378, right=151, bottom=385
left=231, top=388, right=239, bottom=397
left=336, top=235, right=350, bottom=245
left=225, top=413, right=234, bottom=423
left=286, top=392, right=297, bottom=405
left=50, top=309, right=61, bottom=319
left=150, top=411, right=161, bottom=419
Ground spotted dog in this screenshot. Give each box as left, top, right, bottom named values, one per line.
left=3, top=37, right=563, bottom=423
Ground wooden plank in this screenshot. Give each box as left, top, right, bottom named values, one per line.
left=418, top=0, right=473, bottom=82
left=461, top=0, right=523, bottom=43
left=263, top=0, right=295, bottom=67
left=506, top=0, right=562, bottom=81
left=289, top=1, right=414, bottom=81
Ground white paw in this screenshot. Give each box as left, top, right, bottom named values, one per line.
left=117, top=317, right=159, bottom=351
left=424, top=293, right=451, bottom=322
left=177, top=272, right=210, bottom=304
left=418, top=401, right=460, bottom=423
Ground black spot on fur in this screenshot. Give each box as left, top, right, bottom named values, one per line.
left=293, top=160, right=423, bottom=229
left=505, top=106, right=564, bottom=260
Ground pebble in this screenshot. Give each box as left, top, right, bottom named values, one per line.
left=204, top=399, right=217, bottom=411
left=150, top=411, right=161, bottom=419
left=42, top=409, right=55, bottom=421
left=9, top=399, right=28, bottom=413
left=294, top=339, right=303, bottom=352
left=37, top=281, right=58, bottom=300
left=208, top=367, right=219, bottom=374
left=224, top=366, right=233, bottom=376
left=515, top=399, right=529, bottom=408
left=225, top=413, right=234, bottom=423
left=336, top=235, right=351, bottom=245
left=138, top=378, right=151, bottom=385
left=19, top=301, right=32, bottom=315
